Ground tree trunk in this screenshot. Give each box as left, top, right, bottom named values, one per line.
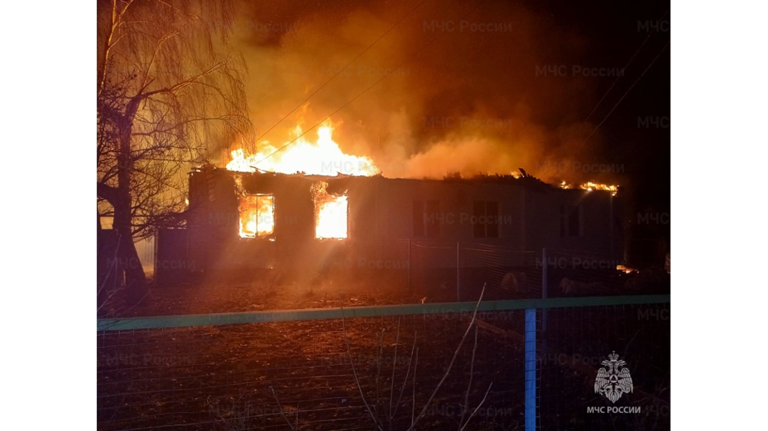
left=114, top=184, right=148, bottom=305
left=118, top=228, right=148, bottom=305
left=115, top=106, right=148, bottom=305
left=98, top=211, right=102, bottom=231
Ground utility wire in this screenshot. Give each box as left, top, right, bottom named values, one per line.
left=583, top=40, right=670, bottom=144
left=581, top=10, right=669, bottom=126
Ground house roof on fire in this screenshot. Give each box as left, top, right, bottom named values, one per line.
left=191, top=165, right=587, bottom=194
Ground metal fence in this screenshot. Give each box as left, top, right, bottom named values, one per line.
left=408, top=244, right=652, bottom=302
left=97, top=295, right=670, bottom=430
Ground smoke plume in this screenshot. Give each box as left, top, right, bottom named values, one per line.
left=221, top=0, right=617, bottom=184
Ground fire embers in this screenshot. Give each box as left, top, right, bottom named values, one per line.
left=560, top=181, right=619, bottom=196
left=311, top=182, right=348, bottom=239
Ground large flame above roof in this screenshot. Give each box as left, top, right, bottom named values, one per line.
left=226, top=123, right=379, bottom=176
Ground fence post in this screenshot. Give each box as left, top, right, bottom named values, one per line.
left=456, top=242, right=461, bottom=302
left=542, top=248, right=548, bottom=352
left=524, top=308, right=537, bottom=431
left=541, top=248, right=548, bottom=300
left=609, top=196, right=614, bottom=259
left=407, top=238, right=411, bottom=292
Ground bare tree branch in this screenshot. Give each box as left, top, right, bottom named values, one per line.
left=406, top=283, right=487, bottom=431
left=97, top=0, right=250, bottom=303
left=459, top=325, right=479, bottom=429
left=459, top=383, right=493, bottom=431
left=340, top=307, right=384, bottom=431
left=270, top=386, right=296, bottom=431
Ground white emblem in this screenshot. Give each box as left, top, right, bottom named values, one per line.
left=594, top=351, right=633, bottom=403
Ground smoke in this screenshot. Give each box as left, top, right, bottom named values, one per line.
left=223, top=0, right=618, bottom=184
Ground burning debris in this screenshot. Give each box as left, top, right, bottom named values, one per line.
left=560, top=180, right=619, bottom=196
left=580, top=181, right=619, bottom=196
left=311, top=182, right=348, bottom=240
left=616, top=265, right=638, bottom=274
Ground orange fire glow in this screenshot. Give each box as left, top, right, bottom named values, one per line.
left=312, top=182, right=348, bottom=239
left=226, top=124, right=379, bottom=176
left=616, top=264, right=637, bottom=274
left=560, top=180, right=618, bottom=196
left=580, top=181, right=618, bottom=196
left=238, top=194, right=275, bottom=238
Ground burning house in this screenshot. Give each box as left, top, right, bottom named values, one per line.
left=155, top=124, right=624, bottom=296
left=184, top=166, right=623, bottom=275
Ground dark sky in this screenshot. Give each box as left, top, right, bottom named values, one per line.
left=531, top=0, right=670, bottom=211
left=229, top=0, right=670, bottom=217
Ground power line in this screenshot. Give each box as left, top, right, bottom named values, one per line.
left=581, top=10, right=669, bottom=126
left=583, top=40, right=669, bottom=144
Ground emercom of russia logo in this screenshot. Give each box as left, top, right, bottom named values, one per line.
left=587, top=351, right=641, bottom=414
left=595, top=351, right=633, bottom=403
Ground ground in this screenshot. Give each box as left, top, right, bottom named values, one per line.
left=98, top=272, right=670, bottom=430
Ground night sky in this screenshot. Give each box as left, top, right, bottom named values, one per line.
left=534, top=0, right=671, bottom=210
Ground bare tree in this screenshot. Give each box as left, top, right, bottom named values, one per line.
left=97, top=0, right=249, bottom=303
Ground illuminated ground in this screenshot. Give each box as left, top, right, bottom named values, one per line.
left=107, top=270, right=420, bottom=318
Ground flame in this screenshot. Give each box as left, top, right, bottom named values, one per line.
left=312, top=182, right=348, bottom=239
left=238, top=194, right=275, bottom=238
left=616, top=264, right=637, bottom=274
left=234, top=176, right=275, bottom=239
left=580, top=182, right=618, bottom=196
left=227, top=123, right=379, bottom=176
left=560, top=180, right=618, bottom=196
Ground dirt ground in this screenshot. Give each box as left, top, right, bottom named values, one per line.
left=97, top=271, right=669, bottom=430
left=98, top=313, right=527, bottom=430
left=103, top=268, right=428, bottom=319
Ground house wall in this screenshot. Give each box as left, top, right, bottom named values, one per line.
left=188, top=168, right=238, bottom=272
left=523, top=188, right=623, bottom=260
left=334, top=177, right=528, bottom=268
left=186, top=169, right=622, bottom=274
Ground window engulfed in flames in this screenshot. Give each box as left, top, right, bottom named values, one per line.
left=312, top=182, right=347, bottom=239
left=239, top=194, right=275, bottom=238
